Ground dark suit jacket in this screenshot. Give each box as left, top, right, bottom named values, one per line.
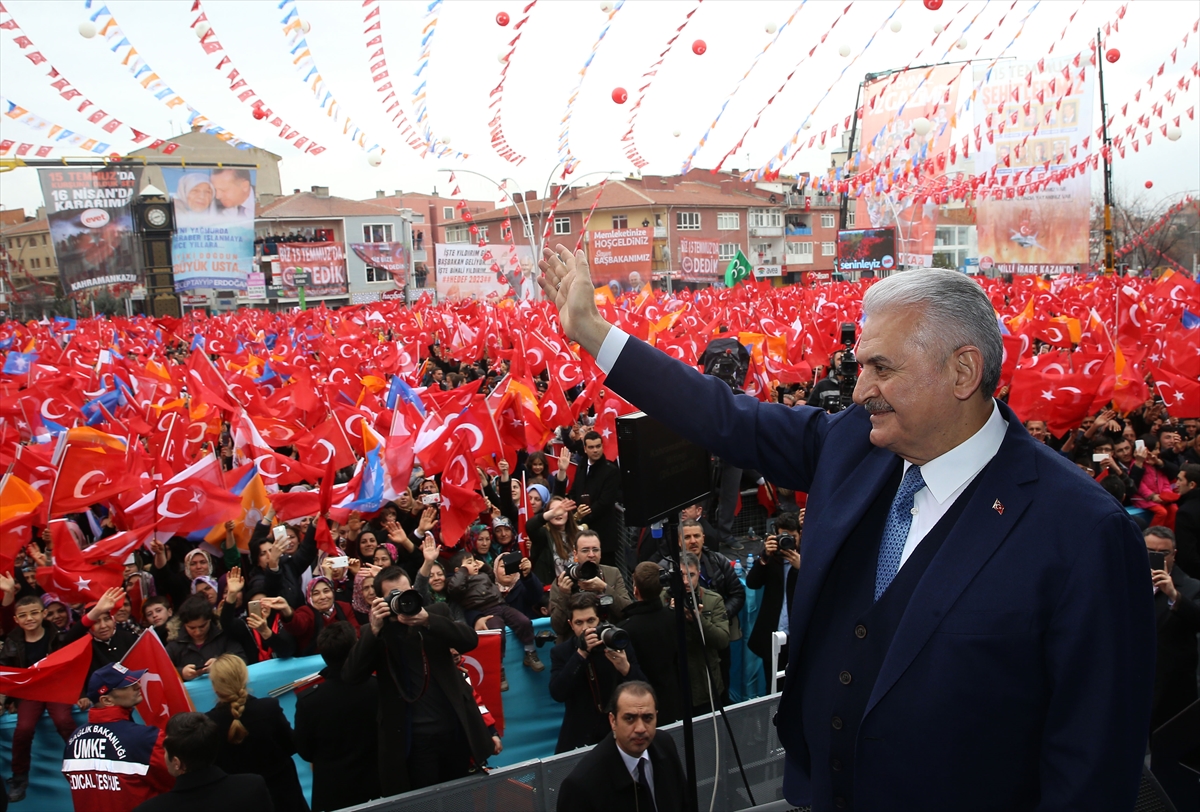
left=556, top=731, right=685, bottom=812
left=132, top=765, right=274, bottom=812
left=568, top=456, right=622, bottom=550
left=619, top=599, right=682, bottom=724
left=1173, top=488, right=1200, bottom=578
left=745, top=553, right=796, bottom=662
left=205, top=695, right=309, bottom=812
left=294, top=666, right=381, bottom=812
left=1152, top=568, right=1200, bottom=730
left=549, top=638, right=645, bottom=753
left=606, top=335, right=1155, bottom=810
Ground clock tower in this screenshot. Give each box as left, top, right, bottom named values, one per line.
left=132, top=186, right=179, bottom=317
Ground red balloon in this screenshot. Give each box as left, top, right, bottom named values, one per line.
left=1105, top=48, right=1120, bottom=63
left=252, top=107, right=268, bottom=120
left=612, top=87, right=628, bottom=104
left=1145, top=180, right=1154, bottom=189
left=496, top=11, right=510, bottom=26
left=692, top=39, right=706, bottom=55
left=923, top=0, right=943, bottom=9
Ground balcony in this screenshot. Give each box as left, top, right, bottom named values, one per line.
left=786, top=252, right=814, bottom=265
left=747, top=226, right=783, bottom=238
left=786, top=226, right=813, bottom=236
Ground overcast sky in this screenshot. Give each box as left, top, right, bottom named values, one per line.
left=2, top=0, right=1197, bottom=215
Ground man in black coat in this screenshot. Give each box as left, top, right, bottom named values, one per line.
left=1172, top=464, right=1200, bottom=578
left=619, top=562, right=681, bottom=725
left=556, top=681, right=684, bottom=812
left=133, top=712, right=274, bottom=812
left=342, top=566, right=494, bottom=795
left=1145, top=527, right=1200, bottom=731
left=746, top=513, right=803, bottom=687
left=568, top=431, right=623, bottom=567
left=550, top=592, right=645, bottom=753
left=295, top=622, right=381, bottom=811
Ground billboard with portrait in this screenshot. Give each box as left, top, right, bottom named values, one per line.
left=162, top=166, right=256, bottom=292
left=38, top=166, right=143, bottom=295
left=838, top=227, right=897, bottom=275
left=586, top=227, right=653, bottom=292
left=972, top=57, right=1094, bottom=273
left=434, top=243, right=536, bottom=301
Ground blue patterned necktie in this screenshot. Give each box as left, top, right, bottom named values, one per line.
left=874, top=464, right=926, bottom=601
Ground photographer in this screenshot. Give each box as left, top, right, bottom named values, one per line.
left=342, top=565, right=494, bottom=794
left=548, top=530, right=632, bottom=642
left=549, top=592, right=645, bottom=754
left=618, top=562, right=681, bottom=725
left=676, top=552, right=729, bottom=715
left=746, top=512, right=803, bottom=683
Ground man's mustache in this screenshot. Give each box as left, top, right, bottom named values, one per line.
left=863, top=397, right=893, bottom=415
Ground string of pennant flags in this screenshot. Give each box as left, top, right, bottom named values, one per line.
left=622, top=0, right=704, bottom=171
left=410, top=0, right=467, bottom=160
left=277, top=0, right=383, bottom=158
left=188, top=0, right=325, bottom=156
left=361, top=0, right=426, bottom=156
left=557, top=0, right=624, bottom=178
left=489, top=0, right=538, bottom=165
left=82, top=0, right=256, bottom=150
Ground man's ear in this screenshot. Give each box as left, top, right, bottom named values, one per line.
left=609, top=712, right=618, bottom=733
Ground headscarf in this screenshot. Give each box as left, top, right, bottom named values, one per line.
left=184, top=548, right=212, bottom=576
left=174, top=172, right=216, bottom=218
left=191, top=575, right=218, bottom=595
left=351, top=569, right=374, bottom=615
left=376, top=542, right=398, bottom=565
left=306, top=576, right=335, bottom=615
left=41, top=593, right=75, bottom=626
left=527, top=483, right=550, bottom=508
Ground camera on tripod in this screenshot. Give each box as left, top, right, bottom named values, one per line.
left=658, top=562, right=696, bottom=610
left=819, top=322, right=859, bottom=413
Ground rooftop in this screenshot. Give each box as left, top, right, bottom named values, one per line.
left=0, top=218, right=50, bottom=237
left=257, top=190, right=408, bottom=219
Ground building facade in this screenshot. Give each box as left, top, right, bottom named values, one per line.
left=363, top=190, right=495, bottom=290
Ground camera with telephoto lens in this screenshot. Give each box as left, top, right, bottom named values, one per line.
left=778, top=534, right=798, bottom=552
left=820, top=323, right=859, bottom=413
left=577, top=621, right=630, bottom=652
left=565, top=561, right=600, bottom=583
left=385, top=588, right=425, bottom=616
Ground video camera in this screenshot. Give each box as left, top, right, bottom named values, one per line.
left=818, top=322, right=859, bottom=413
left=384, top=588, right=425, bottom=616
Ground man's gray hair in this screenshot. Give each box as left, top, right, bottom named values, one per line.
left=1144, top=526, right=1176, bottom=545
left=862, top=269, right=1003, bottom=397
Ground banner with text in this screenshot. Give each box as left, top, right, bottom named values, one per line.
left=434, top=244, right=535, bottom=301
left=973, top=58, right=1094, bottom=273
left=678, top=237, right=721, bottom=282
left=277, top=242, right=347, bottom=297
left=855, top=66, right=964, bottom=267
left=586, top=227, right=653, bottom=291
left=350, top=242, right=409, bottom=288
left=838, top=228, right=897, bottom=276
left=38, top=167, right=143, bottom=295
left=162, top=167, right=256, bottom=292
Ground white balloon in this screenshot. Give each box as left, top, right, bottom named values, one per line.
left=600, top=1, right=613, bottom=11
left=78, top=21, right=97, bottom=38
left=1166, top=126, right=1182, bottom=141
left=300, top=20, right=312, bottom=33
left=803, top=120, right=813, bottom=130
left=367, top=153, right=382, bottom=167
left=195, top=21, right=210, bottom=38
left=913, top=117, right=932, bottom=136
left=933, top=23, right=944, bottom=34
left=890, top=20, right=902, bottom=33
left=818, top=141, right=827, bottom=150
left=672, top=130, right=681, bottom=137
left=956, top=37, right=968, bottom=50
left=838, top=44, right=851, bottom=57
left=498, top=51, right=509, bottom=63
left=765, top=22, right=778, bottom=34
left=440, top=137, right=452, bottom=146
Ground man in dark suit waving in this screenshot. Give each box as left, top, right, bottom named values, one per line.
left=539, top=247, right=1155, bottom=811
left=556, top=681, right=684, bottom=812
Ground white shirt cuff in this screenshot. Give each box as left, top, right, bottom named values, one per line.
left=594, top=327, right=631, bottom=375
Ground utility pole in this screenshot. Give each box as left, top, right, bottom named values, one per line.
left=1097, top=29, right=1116, bottom=275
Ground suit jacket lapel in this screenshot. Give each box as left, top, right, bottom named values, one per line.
left=789, top=445, right=901, bottom=657
left=865, top=416, right=1039, bottom=718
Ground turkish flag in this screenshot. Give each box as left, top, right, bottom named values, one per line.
left=384, top=403, right=418, bottom=496
left=185, top=349, right=238, bottom=412
left=0, top=634, right=93, bottom=704
left=252, top=446, right=324, bottom=489
left=1008, top=368, right=1103, bottom=437
left=439, top=480, right=488, bottom=551
left=462, top=629, right=504, bottom=735
left=1151, top=367, right=1200, bottom=418
left=131, top=477, right=243, bottom=537
left=80, top=526, right=153, bottom=568
left=36, top=521, right=125, bottom=604
left=294, top=418, right=357, bottom=470
left=1116, top=285, right=1146, bottom=350
left=52, top=441, right=129, bottom=515
left=1163, top=331, right=1200, bottom=379
left=444, top=398, right=504, bottom=462
left=121, top=626, right=196, bottom=729
left=538, top=375, right=574, bottom=432
left=441, top=431, right=477, bottom=491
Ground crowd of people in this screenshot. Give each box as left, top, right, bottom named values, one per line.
left=0, top=265, right=1198, bottom=810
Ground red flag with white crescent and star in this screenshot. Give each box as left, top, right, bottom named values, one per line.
left=36, top=521, right=125, bottom=604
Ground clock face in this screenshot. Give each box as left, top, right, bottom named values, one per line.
left=146, top=207, right=168, bottom=227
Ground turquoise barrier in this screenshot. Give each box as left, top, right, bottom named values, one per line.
left=1, top=597, right=767, bottom=807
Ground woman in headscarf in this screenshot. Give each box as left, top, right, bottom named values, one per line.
left=350, top=568, right=376, bottom=626
left=173, top=172, right=217, bottom=226
left=206, top=654, right=310, bottom=812
left=371, top=542, right=399, bottom=569
left=277, top=576, right=358, bottom=657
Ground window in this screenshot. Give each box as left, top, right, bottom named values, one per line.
left=846, top=209, right=856, bottom=228
left=523, top=222, right=534, bottom=238
left=30, top=257, right=39, bottom=268
left=718, top=243, right=740, bottom=260
left=789, top=242, right=814, bottom=264
left=753, top=243, right=773, bottom=259
left=443, top=207, right=455, bottom=221
left=716, top=212, right=739, bottom=231
left=476, top=226, right=489, bottom=242
left=362, top=224, right=393, bottom=243
left=822, top=242, right=836, bottom=256
left=445, top=225, right=471, bottom=243
left=676, top=211, right=701, bottom=230
left=611, top=214, right=628, bottom=229
left=820, top=214, right=836, bottom=229
left=749, top=209, right=783, bottom=228
left=501, top=226, right=512, bottom=240
left=554, top=217, right=571, bottom=235
left=365, top=266, right=390, bottom=283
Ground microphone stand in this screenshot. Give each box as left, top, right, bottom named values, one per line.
left=663, top=515, right=700, bottom=812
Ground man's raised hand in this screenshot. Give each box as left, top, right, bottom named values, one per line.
left=537, top=244, right=610, bottom=356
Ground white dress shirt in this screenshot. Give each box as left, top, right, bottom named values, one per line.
left=616, top=744, right=655, bottom=804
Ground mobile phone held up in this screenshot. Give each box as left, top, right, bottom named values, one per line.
left=421, top=494, right=440, bottom=506
left=272, top=526, right=288, bottom=544
left=1147, top=550, right=1167, bottom=572
left=248, top=600, right=263, bottom=618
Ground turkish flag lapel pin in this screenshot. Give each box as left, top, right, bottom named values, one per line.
left=992, top=499, right=1005, bottom=515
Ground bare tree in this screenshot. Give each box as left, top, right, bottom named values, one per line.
left=1090, top=186, right=1200, bottom=275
